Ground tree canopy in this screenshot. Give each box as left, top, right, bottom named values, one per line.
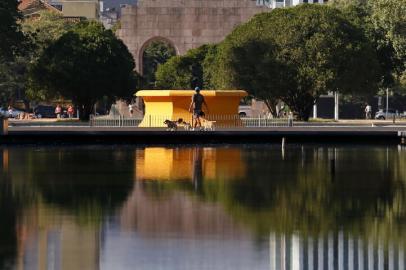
left=0, top=0, right=27, bottom=107
left=142, top=41, right=176, bottom=88
left=22, top=11, right=75, bottom=55
left=370, top=0, right=406, bottom=67
left=30, top=21, right=137, bottom=119
left=0, top=0, right=25, bottom=60
left=155, top=44, right=216, bottom=90
left=212, top=32, right=295, bottom=116
left=213, top=4, right=380, bottom=120
left=0, top=11, right=76, bottom=108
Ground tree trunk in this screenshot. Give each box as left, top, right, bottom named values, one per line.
left=284, top=91, right=314, bottom=121
left=264, top=98, right=279, bottom=117
left=77, top=99, right=95, bottom=120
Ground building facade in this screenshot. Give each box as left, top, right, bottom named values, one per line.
left=118, top=0, right=269, bottom=74
left=256, top=0, right=327, bottom=8
left=59, top=0, right=100, bottom=19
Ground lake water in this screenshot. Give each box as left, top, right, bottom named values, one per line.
left=1, top=144, right=406, bottom=270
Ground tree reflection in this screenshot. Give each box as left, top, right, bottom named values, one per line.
left=138, top=145, right=406, bottom=242
left=0, top=174, right=18, bottom=269
left=217, top=146, right=401, bottom=239
left=0, top=148, right=32, bottom=270
left=28, top=147, right=135, bottom=225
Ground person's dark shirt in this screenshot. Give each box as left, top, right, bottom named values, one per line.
left=192, top=93, right=204, bottom=111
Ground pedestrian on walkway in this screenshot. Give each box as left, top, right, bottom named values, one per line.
left=55, top=104, right=62, bottom=118
left=189, top=87, right=208, bottom=129
left=128, top=103, right=134, bottom=117
left=365, top=104, right=372, bottom=119
left=67, top=105, right=74, bottom=119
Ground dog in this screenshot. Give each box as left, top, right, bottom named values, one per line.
left=176, top=118, right=192, bottom=131
left=164, top=119, right=178, bottom=131
left=201, top=119, right=216, bottom=131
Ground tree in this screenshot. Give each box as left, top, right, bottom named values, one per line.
left=0, top=0, right=27, bottom=107
left=22, top=11, right=74, bottom=54
left=0, top=11, right=77, bottom=108
left=142, top=41, right=176, bottom=88
left=331, top=0, right=405, bottom=92
left=30, top=21, right=137, bottom=119
left=212, top=5, right=380, bottom=120
left=212, top=31, right=296, bottom=116
left=22, top=11, right=77, bottom=103
left=0, top=0, right=25, bottom=60
left=155, top=44, right=216, bottom=90
left=331, top=0, right=404, bottom=88
left=369, top=0, right=406, bottom=92
left=0, top=57, right=28, bottom=107
left=370, top=0, right=406, bottom=69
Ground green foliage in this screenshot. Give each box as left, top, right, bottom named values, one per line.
left=0, top=0, right=27, bottom=107
left=212, top=31, right=296, bottom=116
left=30, top=21, right=137, bottom=119
left=213, top=4, right=379, bottom=120
left=155, top=44, right=217, bottom=89
left=0, top=12, right=76, bottom=108
left=142, top=41, right=176, bottom=88
left=370, top=0, right=406, bottom=68
left=0, top=0, right=26, bottom=60
left=22, top=11, right=74, bottom=55
left=331, top=0, right=405, bottom=90
left=0, top=57, right=28, bottom=107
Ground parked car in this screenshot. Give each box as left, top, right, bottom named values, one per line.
left=1, top=107, right=24, bottom=118
left=375, top=109, right=398, bottom=120
left=238, top=105, right=252, bottom=117
left=34, top=105, right=56, bottom=118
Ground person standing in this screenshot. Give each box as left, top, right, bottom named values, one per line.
left=189, top=87, right=208, bottom=129
left=128, top=103, right=134, bottom=117
left=55, top=104, right=62, bottom=118
left=67, top=105, right=74, bottom=119
left=365, top=104, right=372, bottom=119
left=7, top=106, right=13, bottom=118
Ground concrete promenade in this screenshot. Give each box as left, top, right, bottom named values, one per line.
left=2, top=124, right=406, bottom=144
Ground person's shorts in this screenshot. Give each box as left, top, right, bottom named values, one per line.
left=193, top=110, right=203, bottom=118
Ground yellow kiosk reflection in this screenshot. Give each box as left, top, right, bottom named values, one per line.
left=0, top=148, right=9, bottom=174
left=135, top=147, right=246, bottom=182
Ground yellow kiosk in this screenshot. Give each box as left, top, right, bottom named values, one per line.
left=135, top=90, right=248, bottom=127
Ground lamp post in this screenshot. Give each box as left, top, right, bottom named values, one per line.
left=386, top=88, right=389, bottom=120
left=334, top=91, right=339, bottom=121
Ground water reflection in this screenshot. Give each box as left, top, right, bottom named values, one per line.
left=270, top=232, right=406, bottom=270
left=135, top=147, right=246, bottom=181
left=0, top=147, right=134, bottom=270
left=1, top=145, right=406, bottom=269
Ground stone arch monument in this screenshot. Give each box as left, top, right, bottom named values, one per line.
left=138, top=36, right=179, bottom=75
left=118, top=0, right=268, bottom=74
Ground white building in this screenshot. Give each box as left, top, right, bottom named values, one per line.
left=256, top=0, right=328, bottom=9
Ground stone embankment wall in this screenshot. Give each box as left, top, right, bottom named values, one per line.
left=118, top=0, right=268, bottom=74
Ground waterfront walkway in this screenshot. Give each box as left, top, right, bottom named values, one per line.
left=2, top=124, right=406, bottom=144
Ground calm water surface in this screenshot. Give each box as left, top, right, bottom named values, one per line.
left=0, top=145, right=406, bottom=270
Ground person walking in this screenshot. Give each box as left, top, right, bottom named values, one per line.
left=365, top=104, right=372, bottom=119
left=189, top=87, right=208, bottom=129
left=55, top=104, right=62, bottom=118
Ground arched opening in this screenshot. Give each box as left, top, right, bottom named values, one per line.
left=139, top=37, right=177, bottom=89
